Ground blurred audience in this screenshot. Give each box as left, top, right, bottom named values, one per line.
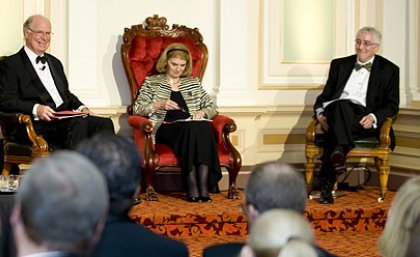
left=10, top=151, right=109, bottom=257
left=203, top=161, right=336, bottom=257
left=378, top=176, right=420, bottom=257
left=76, top=133, right=189, bottom=257
left=240, top=209, right=318, bottom=257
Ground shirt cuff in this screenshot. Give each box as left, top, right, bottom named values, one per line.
left=32, top=104, right=39, bottom=118
left=369, top=113, right=378, bottom=129
left=76, top=105, right=87, bottom=112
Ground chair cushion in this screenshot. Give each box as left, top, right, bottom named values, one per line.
left=129, top=36, right=203, bottom=91
left=315, top=134, right=380, bottom=149
left=4, top=142, right=32, bottom=156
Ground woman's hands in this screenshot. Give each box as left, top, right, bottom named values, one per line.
left=191, top=110, right=205, bottom=120
left=152, top=100, right=183, bottom=112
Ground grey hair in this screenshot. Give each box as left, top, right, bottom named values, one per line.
left=378, top=176, right=420, bottom=257
left=16, top=151, right=109, bottom=253
left=249, top=209, right=316, bottom=257
left=245, top=161, right=307, bottom=214
left=357, top=26, right=382, bottom=44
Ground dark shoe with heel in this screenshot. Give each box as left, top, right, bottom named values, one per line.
left=199, top=196, right=212, bottom=203
left=319, top=191, right=334, bottom=204
left=187, top=196, right=201, bottom=202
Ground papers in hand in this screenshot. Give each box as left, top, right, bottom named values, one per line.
left=52, top=111, right=88, bottom=120
left=164, top=117, right=211, bottom=124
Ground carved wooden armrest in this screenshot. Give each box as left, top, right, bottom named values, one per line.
left=0, top=112, right=48, bottom=153
left=379, top=117, right=393, bottom=148
left=306, top=117, right=318, bottom=145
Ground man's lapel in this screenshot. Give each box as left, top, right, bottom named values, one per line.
left=333, top=57, right=355, bottom=98
left=46, top=56, right=66, bottom=100
left=19, top=49, right=53, bottom=103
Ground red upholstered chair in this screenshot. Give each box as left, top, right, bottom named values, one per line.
left=121, top=15, right=242, bottom=201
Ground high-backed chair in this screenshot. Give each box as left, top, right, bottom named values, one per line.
left=305, top=116, right=394, bottom=202
left=121, top=15, right=242, bottom=201
left=0, top=56, right=49, bottom=176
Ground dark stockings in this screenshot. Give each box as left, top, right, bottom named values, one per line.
left=187, top=164, right=210, bottom=198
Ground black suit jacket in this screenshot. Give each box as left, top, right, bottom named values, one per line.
left=91, top=215, right=189, bottom=257
left=314, top=54, right=399, bottom=129
left=0, top=47, right=84, bottom=114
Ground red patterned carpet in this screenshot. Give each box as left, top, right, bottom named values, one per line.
left=128, top=187, right=395, bottom=257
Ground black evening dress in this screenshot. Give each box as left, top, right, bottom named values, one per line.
left=155, top=91, right=222, bottom=191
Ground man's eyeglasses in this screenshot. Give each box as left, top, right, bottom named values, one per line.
left=28, top=28, right=53, bottom=37
left=355, top=39, right=377, bottom=47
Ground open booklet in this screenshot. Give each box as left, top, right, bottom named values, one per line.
left=51, top=110, right=88, bottom=120
left=163, top=117, right=212, bottom=124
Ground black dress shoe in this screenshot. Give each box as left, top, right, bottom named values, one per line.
left=199, top=196, right=212, bottom=203
left=319, top=191, right=334, bottom=204
left=330, top=149, right=345, bottom=166
left=187, top=197, right=201, bottom=202
left=131, top=197, right=142, bottom=205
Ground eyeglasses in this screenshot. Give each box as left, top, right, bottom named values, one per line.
left=355, top=39, right=377, bottom=47
left=27, top=28, right=53, bottom=37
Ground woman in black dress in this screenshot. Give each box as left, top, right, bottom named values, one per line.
left=133, top=43, right=221, bottom=202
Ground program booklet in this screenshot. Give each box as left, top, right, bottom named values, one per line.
left=52, top=111, right=88, bottom=120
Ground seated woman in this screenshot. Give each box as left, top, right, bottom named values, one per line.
left=133, top=42, right=221, bottom=203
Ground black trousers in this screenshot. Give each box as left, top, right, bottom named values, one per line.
left=320, top=100, right=377, bottom=187
left=34, top=115, right=115, bottom=149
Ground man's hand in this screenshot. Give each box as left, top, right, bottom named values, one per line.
left=36, top=105, right=55, bottom=121
left=359, top=115, right=374, bottom=129
left=317, top=113, right=329, bottom=131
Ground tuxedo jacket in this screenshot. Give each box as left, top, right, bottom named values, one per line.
left=0, top=47, right=84, bottom=114
left=314, top=54, right=399, bottom=129
left=91, top=215, right=189, bottom=257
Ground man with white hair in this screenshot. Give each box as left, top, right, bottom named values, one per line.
left=10, top=151, right=109, bottom=257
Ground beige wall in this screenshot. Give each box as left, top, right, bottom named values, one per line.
left=1, top=0, right=420, bottom=173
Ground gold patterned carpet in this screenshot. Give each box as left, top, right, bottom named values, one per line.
left=128, top=187, right=395, bottom=257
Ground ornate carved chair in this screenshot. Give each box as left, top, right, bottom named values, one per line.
left=0, top=56, right=49, bottom=176
left=305, top=116, right=394, bottom=202
left=121, top=15, right=242, bottom=201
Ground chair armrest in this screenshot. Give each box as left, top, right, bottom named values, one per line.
left=127, top=115, right=155, bottom=166
left=211, top=114, right=237, bottom=145
left=379, top=117, right=393, bottom=148
left=0, top=112, right=48, bottom=153
left=306, top=117, right=318, bottom=145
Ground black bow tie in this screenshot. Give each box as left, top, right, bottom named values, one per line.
left=36, top=55, right=47, bottom=64
left=354, top=62, right=372, bottom=72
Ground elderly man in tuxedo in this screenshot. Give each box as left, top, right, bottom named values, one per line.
left=314, top=26, right=399, bottom=204
left=0, top=14, right=114, bottom=149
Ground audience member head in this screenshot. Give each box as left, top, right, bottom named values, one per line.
left=378, top=176, right=420, bottom=257
left=244, top=161, right=307, bottom=224
left=156, top=42, right=193, bottom=76
left=23, top=14, right=52, bottom=56
left=76, top=133, right=142, bottom=216
left=10, top=151, right=108, bottom=255
left=244, top=209, right=317, bottom=257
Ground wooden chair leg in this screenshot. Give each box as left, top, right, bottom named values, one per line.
left=305, top=157, right=316, bottom=196
left=227, top=167, right=240, bottom=199
left=376, top=157, right=390, bottom=202
left=145, top=165, right=159, bottom=201
left=2, top=162, right=15, bottom=176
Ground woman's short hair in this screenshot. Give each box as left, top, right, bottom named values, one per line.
left=156, top=42, right=193, bottom=76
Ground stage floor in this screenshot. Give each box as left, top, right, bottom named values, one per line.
left=128, top=187, right=395, bottom=257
